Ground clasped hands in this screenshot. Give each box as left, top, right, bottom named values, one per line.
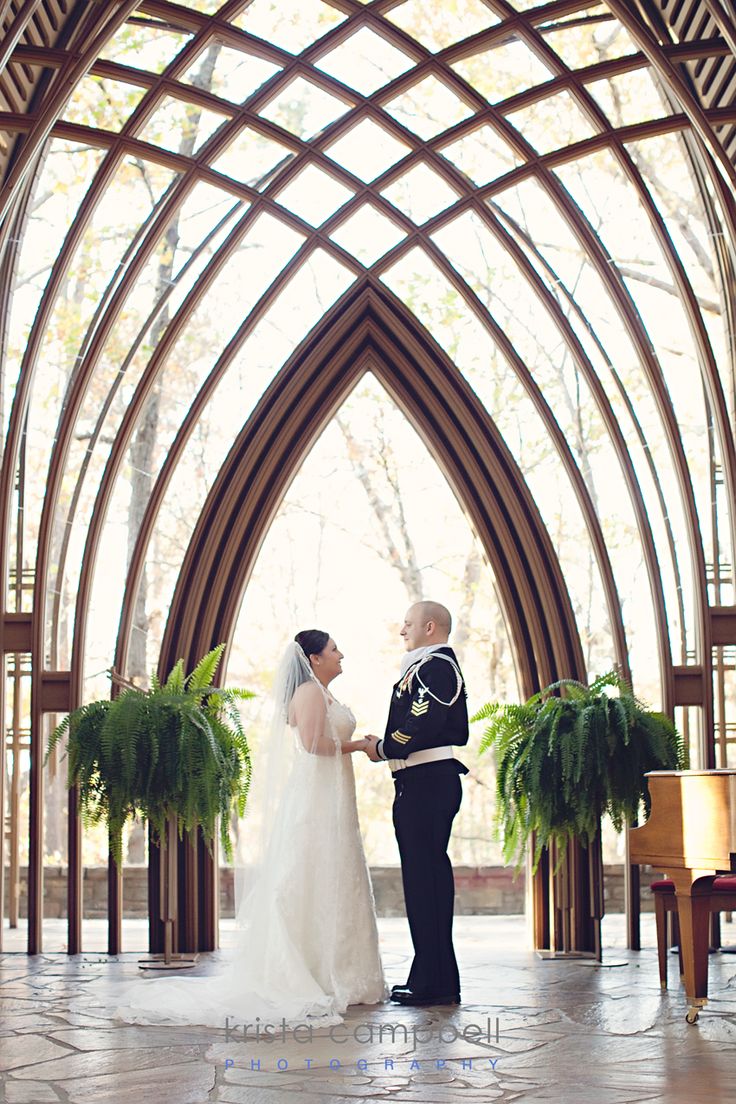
left=346, top=734, right=382, bottom=761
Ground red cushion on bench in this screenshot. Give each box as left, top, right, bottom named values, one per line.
left=650, top=876, right=736, bottom=894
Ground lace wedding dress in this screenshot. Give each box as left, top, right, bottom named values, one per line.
left=76, top=681, right=387, bottom=1030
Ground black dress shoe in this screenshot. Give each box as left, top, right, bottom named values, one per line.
left=390, top=988, right=460, bottom=1006
left=391, top=984, right=410, bottom=995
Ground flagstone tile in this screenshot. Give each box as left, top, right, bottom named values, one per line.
left=61, top=1061, right=216, bottom=1104
left=10, top=1044, right=203, bottom=1081
left=0, top=997, right=53, bottom=1013
left=38, top=1010, right=119, bottom=1029
left=0, top=1035, right=73, bottom=1072
left=4, top=1080, right=61, bottom=1103
left=217, top=1091, right=362, bottom=1104
left=49, top=1025, right=211, bottom=1050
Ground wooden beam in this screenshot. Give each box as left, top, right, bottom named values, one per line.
left=1, top=612, right=32, bottom=652
left=711, top=606, right=736, bottom=646
left=39, top=670, right=71, bottom=713
left=673, top=666, right=705, bottom=706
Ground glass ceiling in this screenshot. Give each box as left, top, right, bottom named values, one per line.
left=1, top=0, right=735, bottom=774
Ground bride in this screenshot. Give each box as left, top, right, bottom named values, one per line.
left=78, top=631, right=387, bottom=1029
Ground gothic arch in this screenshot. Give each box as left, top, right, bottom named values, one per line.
left=161, top=282, right=588, bottom=690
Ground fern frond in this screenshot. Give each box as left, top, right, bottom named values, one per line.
left=46, top=712, right=72, bottom=763
left=187, top=643, right=225, bottom=694
left=164, top=658, right=185, bottom=694
left=471, top=702, right=500, bottom=725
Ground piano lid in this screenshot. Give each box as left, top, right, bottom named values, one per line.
left=630, top=769, right=736, bottom=872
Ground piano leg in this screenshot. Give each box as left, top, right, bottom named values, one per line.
left=655, top=895, right=668, bottom=988
left=673, top=884, right=712, bottom=1023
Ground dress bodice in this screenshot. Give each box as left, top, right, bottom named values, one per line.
left=288, top=686, right=356, bottom=752
left=326, top=697, right=356, bottom=744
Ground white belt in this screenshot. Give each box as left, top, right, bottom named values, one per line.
left=389, top=746, right=454, bottom=772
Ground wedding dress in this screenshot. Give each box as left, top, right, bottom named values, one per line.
left=75, top=648, right=387, bottom=1029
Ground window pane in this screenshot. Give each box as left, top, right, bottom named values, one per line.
left=543, top=14, right=638, bottom=67
left=586, top=68, right=673, bottom=126
left=324, top=118, right=411, bottom=181
left=232, top=0, right=347, bottom=55
left=212, top=126, right=296, bottom=189
left=61, top=76, right=147, bottom=131
left=315, top=27, right=414, bottom=95
left=258, top=77, right=352, bottom=139
left=99, top=19, right=192, bottom=73
left=555, top=153, right=707, bottom=660
left=180, top=43, right=281, bottom=103
left=382, top=75, right=474, bottom=140
left=452, top=38, right=554, bottom=103
left=138, top=96, right=230, bottom=154
left=505, top=89, right=598, bottom=152
left=329, top=203, right=406, bottom=266
left=381, top=162, right=460, bottom=224
left=275, top=164, right=354, bottom=226
left=489, top=181, right=674, bottom=701
left=440, top=124, right=524, bottom=185
left=3, top=141, right=105, bottom=447
left=385, top=0, right=499, bottom=53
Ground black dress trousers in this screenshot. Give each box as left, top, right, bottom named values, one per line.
left=392, top=759, right=467, bottom=996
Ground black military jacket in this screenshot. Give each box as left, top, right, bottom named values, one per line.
left=379, top=646, right=469, bottom=761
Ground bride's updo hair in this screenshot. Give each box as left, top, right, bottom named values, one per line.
left=294, top=629, right=329, bottom=665
left=277, top=631, right=330, bottom=716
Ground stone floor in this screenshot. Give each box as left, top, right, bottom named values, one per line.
left=1, top=914, right=735, bottom=1104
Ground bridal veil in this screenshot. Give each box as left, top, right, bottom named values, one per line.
left=73, top=641, right=357, bottom=1030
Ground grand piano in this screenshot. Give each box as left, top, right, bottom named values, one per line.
left=629, top=769, right=736, bottom=1022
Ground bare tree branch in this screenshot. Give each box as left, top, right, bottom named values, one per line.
left=335, top=411, right=423, bottom=600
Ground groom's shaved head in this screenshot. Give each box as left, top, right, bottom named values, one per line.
left=401, top=601, right=453, bottom=650
left=412, top=601, right=452, bottom=636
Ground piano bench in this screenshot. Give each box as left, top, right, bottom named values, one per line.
left=651, top=878, right=736, bottom=990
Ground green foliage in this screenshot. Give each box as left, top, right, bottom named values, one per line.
left=46, top=645, right=254, bottom=867
left=473, top=670, right=686, bottom=872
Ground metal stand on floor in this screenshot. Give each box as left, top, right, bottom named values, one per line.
left=138, top=813, right=197, bottom=970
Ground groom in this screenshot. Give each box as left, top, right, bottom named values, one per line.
left=364, top=601, right=469, bottom=1006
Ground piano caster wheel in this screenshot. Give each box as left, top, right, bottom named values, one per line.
left=685, top=1008, right=699, bottom=1025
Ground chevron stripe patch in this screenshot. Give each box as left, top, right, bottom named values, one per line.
left=411, top=700, right=429, bottom=717
left=392, top=731, right=412, bottom=744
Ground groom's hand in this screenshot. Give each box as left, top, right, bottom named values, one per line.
left=363, top=735, right=382, bottom=762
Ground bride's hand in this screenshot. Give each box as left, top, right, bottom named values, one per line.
left=344, top=737, right=370, bottom=753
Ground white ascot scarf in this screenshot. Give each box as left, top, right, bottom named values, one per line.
left=398, top=642, right=447, bottom=679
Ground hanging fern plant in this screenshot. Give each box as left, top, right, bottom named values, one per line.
left=472, top=671, right=686, bottom=872
left=45, top=644, right=253, bottom=867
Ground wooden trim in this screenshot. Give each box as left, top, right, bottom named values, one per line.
left=68, top=785, right=82, bottom=955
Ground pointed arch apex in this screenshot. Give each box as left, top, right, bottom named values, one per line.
left=159, top=279, right=586, bottom=698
